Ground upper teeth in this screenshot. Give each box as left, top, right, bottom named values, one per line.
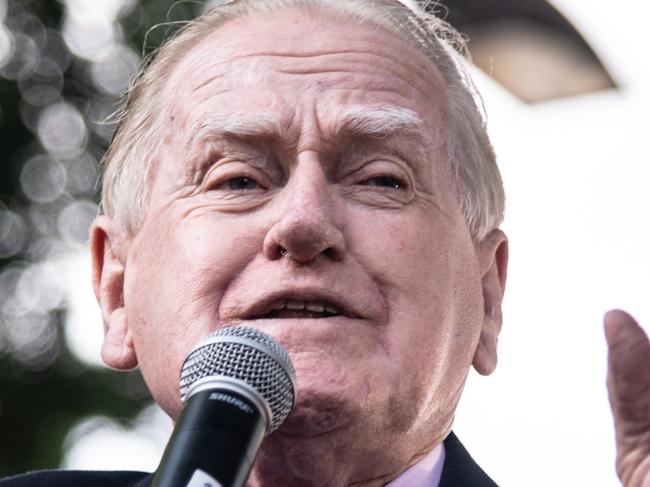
left=272, top=300, right=339, bottom=314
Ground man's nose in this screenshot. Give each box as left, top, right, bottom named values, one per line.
left=262, top=160, right=346, bottom=263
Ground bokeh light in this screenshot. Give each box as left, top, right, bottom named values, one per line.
left=65, top=152, right=99, bottom=196
left=1, top=32, right=38, bottom=80
left=3, top=311, right=59, bottom=370
left=62, top=19, right=118, bottom=62
left=63, top=404, right=172, bottom=471
left=62, top=0, right=136, bottom=61
left=91, top=44, right=139, bottom=96
left=0, top=0, right=124, bottom=374
left=0, top=264, right=28, bottom=316
left=86, top=96, right=120, bottom=141
left=37, top=102, right=88, bottom=157
left=58, top=200, right=98, bottom=246
left=18, top=58, right=64, bottom=107
left=0, top=24, right=12, bottom=69
left=20, top=154, right=67, bottom=204
left=41, top=28, right=71, bottom=73
left=0, top=210, right=27, bottom=259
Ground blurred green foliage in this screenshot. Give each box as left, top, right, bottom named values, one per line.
left=0, top=0, right=210, bottom=477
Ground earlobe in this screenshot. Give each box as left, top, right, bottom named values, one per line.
left=90, top=215, right=138, bottom=370
left=473, top=229, right=508, bottom=376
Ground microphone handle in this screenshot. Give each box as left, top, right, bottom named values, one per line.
left=152, top=388, right=266, bottom=487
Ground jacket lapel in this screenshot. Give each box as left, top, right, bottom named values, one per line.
left=439, top=432, right=498, bottom=487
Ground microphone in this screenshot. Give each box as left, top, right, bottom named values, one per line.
left=151, top=326, right=296, bottom=487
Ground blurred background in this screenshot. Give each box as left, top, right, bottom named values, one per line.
left=0, top=0, right=647, bottom=485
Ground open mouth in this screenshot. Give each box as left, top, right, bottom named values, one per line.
left=255, top=300, right=341, bottom=319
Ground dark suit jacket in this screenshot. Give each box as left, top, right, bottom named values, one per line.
left=439, top=432, right=498, bottom=487
left=0, top=432, right=497, bottom=486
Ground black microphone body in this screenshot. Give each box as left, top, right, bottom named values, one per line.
left=151, top=327, right=296, bottom=487
left=152, top=388, right=266, bottom=487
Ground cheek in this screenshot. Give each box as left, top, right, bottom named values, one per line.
left=124, top=212, right=265, bottom=416
left=130, top=211, right=261, bottom=308
left=348, top=207, right=483, bottom=369
left=348, top=208, right=459, bottom=305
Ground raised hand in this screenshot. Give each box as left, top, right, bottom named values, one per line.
left=606, top=310, right=650, bottom=486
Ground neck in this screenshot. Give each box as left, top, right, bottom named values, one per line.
left=246, top=432, right=441, bottom=487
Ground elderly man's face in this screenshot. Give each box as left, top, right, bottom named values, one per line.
left=92, top=8, right=506, bottom=485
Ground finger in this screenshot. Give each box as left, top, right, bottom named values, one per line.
left=605, top=309, right=650, bottom=437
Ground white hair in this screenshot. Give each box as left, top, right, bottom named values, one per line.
left=101, top=0, right=504, bottom=241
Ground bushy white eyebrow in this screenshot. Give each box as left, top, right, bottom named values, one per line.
left=190, top=112, right=286, bottom=143
left=187, top=105, right=425, bottom=146
left=334, top=106, right=425, bottom=139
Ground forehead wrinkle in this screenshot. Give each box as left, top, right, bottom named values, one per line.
left=185, top=38, right=442, bottom=99
left=245, top=52, right=437, bottom=94
left=237, top=48, right=436, bottom=80
left=190, top=71, right=229, bottom=95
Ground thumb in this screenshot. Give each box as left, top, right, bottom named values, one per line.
left=605, top=310, right=650, bottom=421
left=605, top=309, right=650, bottom=486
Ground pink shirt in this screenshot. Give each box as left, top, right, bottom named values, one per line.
left=385, top=444, right=445, bottom=487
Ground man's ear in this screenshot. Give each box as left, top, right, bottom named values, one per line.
left=90, top=215, right=138, bottom=370
left=472, top=229, right=508, bottom=376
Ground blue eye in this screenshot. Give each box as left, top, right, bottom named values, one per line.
left=225, top=177, right=259, bottom=190
left=363, top=176, right=404, bottom=189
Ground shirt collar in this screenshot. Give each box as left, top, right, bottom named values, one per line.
left=385, top=443, right=445, bottom=487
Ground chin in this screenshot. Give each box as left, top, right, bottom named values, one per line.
left=279, top=384, right=359, bottom=437
left=287, top=360, right=376, bottom=431
left=252, top=420, right=400, bottom=487
left=252, top=429, right=357, bottom=487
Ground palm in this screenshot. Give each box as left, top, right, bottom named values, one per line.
left=606, top=310, right=650, bottom=486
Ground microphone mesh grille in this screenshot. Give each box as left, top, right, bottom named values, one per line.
left=179, top=326, right=295, bottom=433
